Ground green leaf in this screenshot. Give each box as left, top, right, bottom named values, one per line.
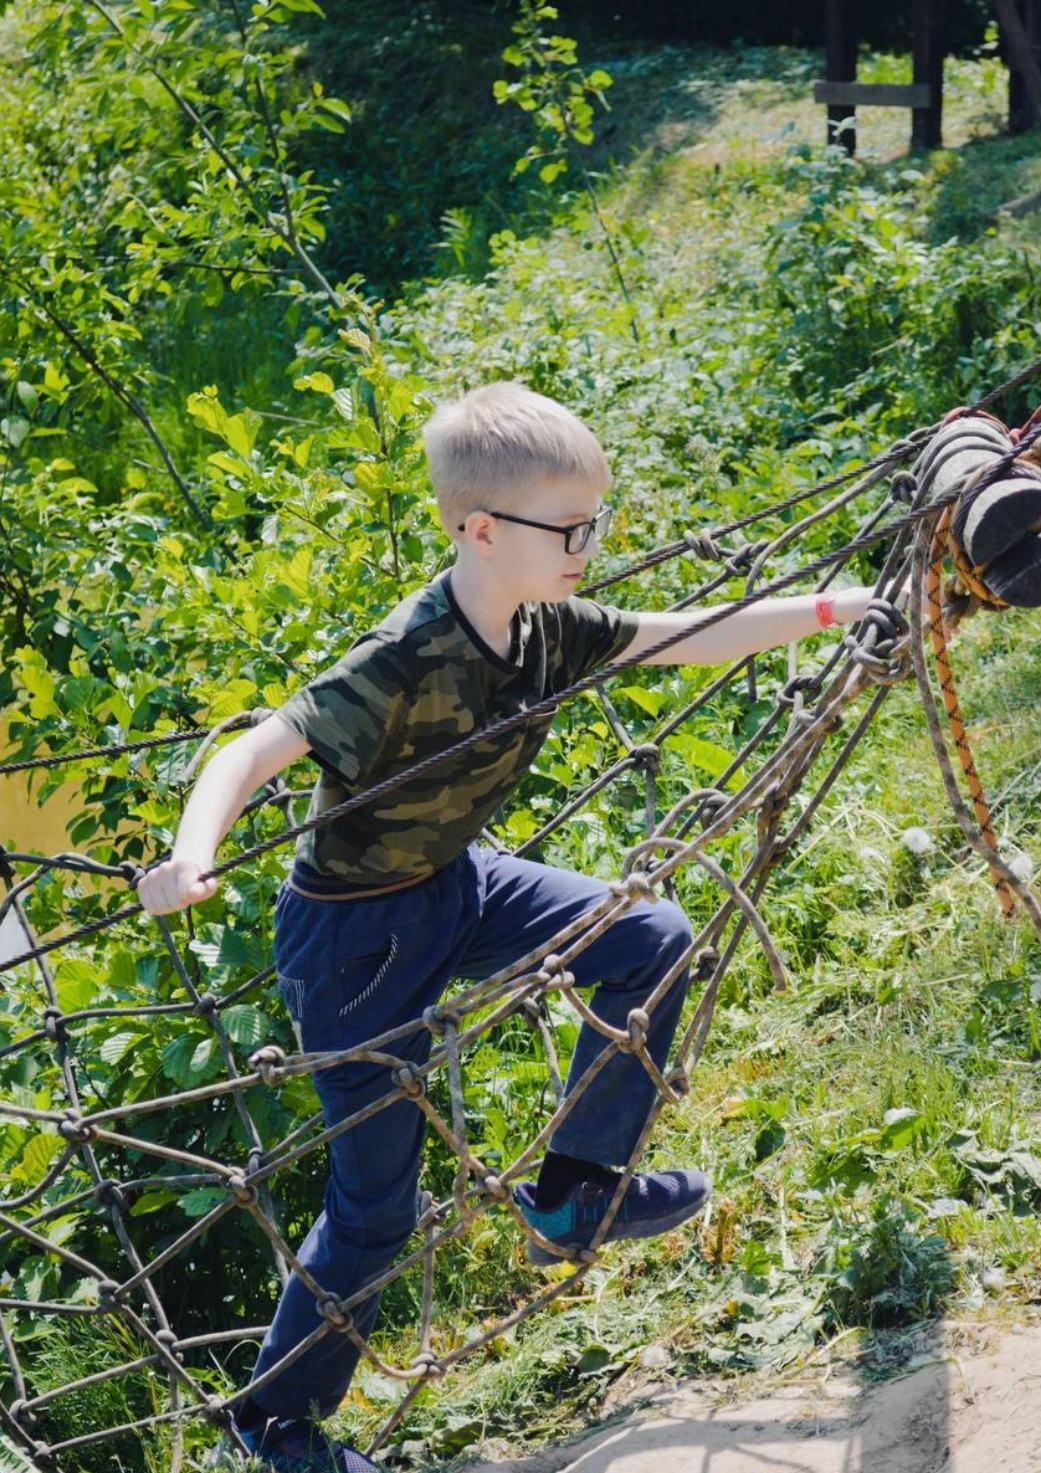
left=223, top=412, right=258, bottom=458
left=129, top=1189, right=180, bottom=1217
left=879, top=1108, right=923, bottom=1151
left=99, top=1031, right=145, bottom=1066
left=668, top=731, right=743, bottom=787
left=208, top=451, right=247, bottom=478
left=162, top=1033, right=206, bottom=1088
left=616, top=684, right=666, bottom=717
left=222, top=1005, right=269, bottom=1048
left=179, top=1187, right=228, bottom=1218
left=319, top=97, right=352, bottom=121
left=107, top=951, right=138, bottom=990
left=55, top=959, right=99, bottom=1013
left=0, top=1428, right=39, bottom=1470
left=14, top=1131, right=64, bottom=1187
left=294, top=371, right=335, bottom=394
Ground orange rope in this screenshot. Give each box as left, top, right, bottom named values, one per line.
left=925, top=505, right=1015, bottom=917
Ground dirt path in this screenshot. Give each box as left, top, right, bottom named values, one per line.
left=464, top=1321, right=1041, bottom=1473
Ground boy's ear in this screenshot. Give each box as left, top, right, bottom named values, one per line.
left=458, top=509, right=497, bottom=551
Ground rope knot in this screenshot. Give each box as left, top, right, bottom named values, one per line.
left=250, top=1044, right=286, bottom=1084
left=682, top=529, right=724, bottom=560
left=58, top=1110, right=96, bottom=1145
left=536, top=953, right=575, bottom=989
left=696, top=789, right=729, bottom=828
left=42, top=1005, right=65, bottom=1042
left=318, top=1295, right=353, bottom=1331
left=226, top=1172, right=257, bottom=1206
left=192, top=992, right=218, bottom=1017
left=97, top=1278, right=122, bottom=1306
left=480, top=1174, right=508, bottom=1201
left=422, top=1003, right=461, bottom=1036
left=889, top=470, right=918, bottom=504
left=630, top=742, right=660, bottom=771
left=394, top=1064, right=425, bottom=1099
left=613, top=872, right=658, bottom=904
left=250, top=1048, right=287, bottom=1084
left=521, top=996, right=546, bottom=1026
left=202, top=1395, right=232, bottom=1428
left=154, top=1328, right=183, bottom=1361
left=725, top=539, right=768, bottom=574
left=119, top=861, right=147, bottom=888
left=626, top=1007, right=650, bottom=1050
left=94, top=1179, right=126, bottom=1212
left=694, top=947, right=720, bottom=981
left=9, top=1398, right=36, bottom=1428
left=665, top=1065, right=691, bottom=1095
left=411, top=1350, right=445, bottom=1377
left=844, top=632, right=912, bottom=686
left=778, top=673, right=821, bottom=708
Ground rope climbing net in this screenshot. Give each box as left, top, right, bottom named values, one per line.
left=2, top=367, right=1041, bottom=1472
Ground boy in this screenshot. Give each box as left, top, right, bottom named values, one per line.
left=141, top=381, right=877, bottom=1472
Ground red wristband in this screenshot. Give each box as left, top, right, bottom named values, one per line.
left=815, top=594, right=836, bottom=630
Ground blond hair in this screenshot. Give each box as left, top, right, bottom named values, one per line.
left=422, top=381, right=611, bottom=537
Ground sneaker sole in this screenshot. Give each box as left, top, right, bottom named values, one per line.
left=524, top=1182, right=711, bottom=1265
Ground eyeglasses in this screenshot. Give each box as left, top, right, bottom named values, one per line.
left=457, top=506, right=612, bottom=555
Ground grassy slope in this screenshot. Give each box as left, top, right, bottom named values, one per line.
left=13, top=37, right=1040, bottom=1473
left=316, top=45, right=1041, bottom=1470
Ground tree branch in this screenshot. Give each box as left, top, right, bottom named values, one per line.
left=0, top=260, right=211, bottom=529
left=83, top=0, right=341, bottom=310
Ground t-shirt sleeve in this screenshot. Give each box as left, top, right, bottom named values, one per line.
left=555, top=595, right=639, bottom=685
left=271, top=636, right=411, bottom=785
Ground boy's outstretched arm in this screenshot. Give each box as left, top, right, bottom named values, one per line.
left=624, top=587, right=875, bottom=666
left=138, top=715, right=310, bottom=916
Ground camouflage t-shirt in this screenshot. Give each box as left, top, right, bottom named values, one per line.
left=272, top=569, right=639, bottom=886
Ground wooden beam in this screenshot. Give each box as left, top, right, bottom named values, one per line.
left=995, top=184, right=1041, bottom=216
left=995, top=0, right=1041, bottom=129
left=825, top=0, right=857, bottom=153
left=912, top=0, right=944, bottom=149
left=814, top=82, right=934, bottom=107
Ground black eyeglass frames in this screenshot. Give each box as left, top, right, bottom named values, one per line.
left=456, top=506, right=612, bottom=554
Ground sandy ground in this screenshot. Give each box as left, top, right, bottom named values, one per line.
left=464, top=1321, right=1041, bottom=1473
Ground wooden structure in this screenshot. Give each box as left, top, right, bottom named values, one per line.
left=994, top=0, right=1041, bottom=132
left=815, top=0, right=944, bottom=154
left=816, top=1, right=1041, bottom=155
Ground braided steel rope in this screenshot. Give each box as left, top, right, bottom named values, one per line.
left=2, top=383, right=1041, bottom=1471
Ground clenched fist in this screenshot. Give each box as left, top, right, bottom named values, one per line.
left=138, top=857, right=219, bottom=916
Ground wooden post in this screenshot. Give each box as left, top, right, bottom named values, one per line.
left=825, top=0, right=857, bottom=152
left=997, top=0, right=1041, bottom=132
left=911, top=0, right=945, bottom=149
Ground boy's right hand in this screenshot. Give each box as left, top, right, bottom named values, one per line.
left=138, top=858, right=219, bottom=916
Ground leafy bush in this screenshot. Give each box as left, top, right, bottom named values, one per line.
left=815, top=1194, right=955, bottom=1329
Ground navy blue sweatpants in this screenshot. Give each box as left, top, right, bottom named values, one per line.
left=250, top=840, right=693, bottom=1420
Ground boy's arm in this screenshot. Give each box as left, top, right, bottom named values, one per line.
left=138, top=714, right=310, bottom=915
left=622, top=588, right=874, bottom=666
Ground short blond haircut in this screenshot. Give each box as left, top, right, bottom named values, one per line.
left=422, top=381, right=611, bottom=537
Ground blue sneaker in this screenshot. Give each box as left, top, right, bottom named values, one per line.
left=210, top=1414, right=384, bottom=1471
left=514, top=1167, right=711, bottom=1265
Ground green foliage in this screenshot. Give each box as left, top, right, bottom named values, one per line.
left=816, top=1194, right=955, bottom=1330
left=494, top=1, right=613, bottom=184
left=0, top=1434, right=38, bottom=1473
left=3, top=19, right=1041, bottom=1468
